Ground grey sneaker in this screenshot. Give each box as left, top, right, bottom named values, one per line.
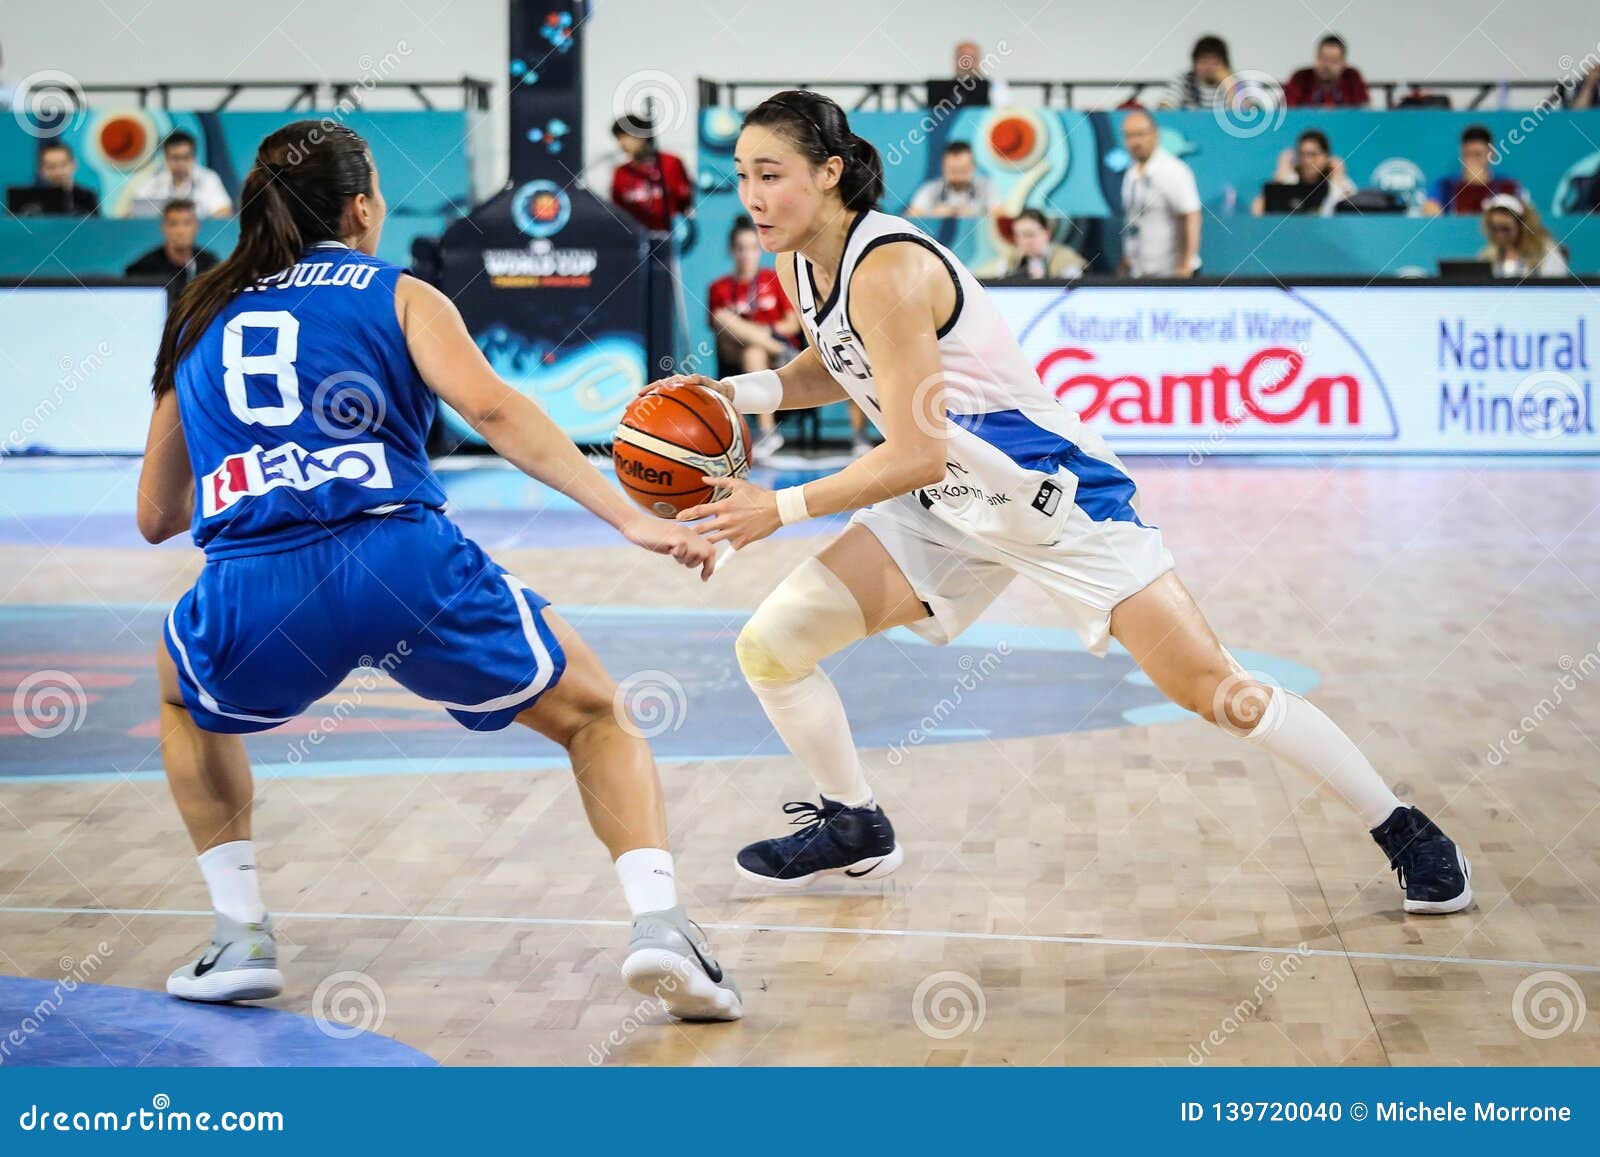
left=620, top=907, right=742, bottom=1021
left=167, top=912, right=283, bottom=1003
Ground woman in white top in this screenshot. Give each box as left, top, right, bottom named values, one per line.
left=1478, top=193, right=1570, bottom=278
left=652, top=91, right=1471, bottom=914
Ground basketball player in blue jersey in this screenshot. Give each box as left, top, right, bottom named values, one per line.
left=658, top=92, right=1471, bottom=915
left=136, top=122, right=740, bottom=1020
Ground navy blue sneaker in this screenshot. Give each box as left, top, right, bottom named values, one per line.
left=736, top=798, right=903, bottom=888
left=1371, top=806, right=1473, bottom=914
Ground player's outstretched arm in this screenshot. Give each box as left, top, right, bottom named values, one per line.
left=395, top=275, right=716, bottom=579
left=136, top=390, right=195, bottom=543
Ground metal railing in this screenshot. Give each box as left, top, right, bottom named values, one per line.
left=55, top=78, right=494, bottom=112
left=698, top=77, right=1566, bottom=112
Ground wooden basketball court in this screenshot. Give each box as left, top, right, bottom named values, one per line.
left=1, top=456, right=1596, bottom=1065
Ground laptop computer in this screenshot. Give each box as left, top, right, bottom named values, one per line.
left=1437, top=259, right=1494, bottom=279
left=1260, top=181, right=1328, bottom=214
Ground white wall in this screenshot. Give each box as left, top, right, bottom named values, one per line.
left=1, top=0, right=1588, bottom=193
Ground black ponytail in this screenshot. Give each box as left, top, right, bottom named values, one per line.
left=152, top=120, right=373, bottom=398
left=743, top=90, right=883, bottom=211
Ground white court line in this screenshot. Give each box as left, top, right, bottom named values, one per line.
left=2, top=904, right=1597, bottom=977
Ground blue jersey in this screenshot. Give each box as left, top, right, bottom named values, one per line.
left=173, top=241, right=447, bottom=558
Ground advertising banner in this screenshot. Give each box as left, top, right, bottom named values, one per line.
left=993, top=284, right=1598, bottom=455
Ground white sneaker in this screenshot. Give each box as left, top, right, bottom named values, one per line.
left=752, top=430, right=786, bottom=461
left=621, top=906, right=742, bottom=1021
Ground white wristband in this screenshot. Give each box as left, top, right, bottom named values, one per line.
left=724, top=369, right=783, bottom=414
left=775, top=485, right=810, bottom=526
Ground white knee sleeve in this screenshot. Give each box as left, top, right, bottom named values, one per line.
left=736, top=556, right=867, bottom=685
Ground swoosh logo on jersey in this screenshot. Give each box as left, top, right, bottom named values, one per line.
left=192, top=944, right=228, bottom=977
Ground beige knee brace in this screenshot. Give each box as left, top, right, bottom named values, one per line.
left=735, top=556, right=868, bottom=685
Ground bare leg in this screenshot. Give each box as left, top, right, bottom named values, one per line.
left=157, top=643, right=254, bottom=853
left=514, top=610, right=667, bottom=856
left=1110, top=571, right=1402, bottom=825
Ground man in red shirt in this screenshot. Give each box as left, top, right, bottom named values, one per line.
left=1284, top=34, right=1370, bottom=108
left=610, top=117, right=693, bottom=233
left=1423, top=124, right=1524, bottom=216
left=707, top=217, right=802, bottom=456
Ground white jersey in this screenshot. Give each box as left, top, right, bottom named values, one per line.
left=791, top=209, right=1137, bottom=546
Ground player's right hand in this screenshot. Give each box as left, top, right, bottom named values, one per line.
left=640, top=373, right=734, bottom=403
left=622, top=514, right=718, bottom=581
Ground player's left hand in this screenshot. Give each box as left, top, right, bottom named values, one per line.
left=677, top=476, right=781, bottom=548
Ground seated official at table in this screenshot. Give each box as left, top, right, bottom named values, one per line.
left=6, top=141, right=99, bottom=217
left=1002, top=210, right=1086, bottom=279
left=124, top=199, right=219, bottom=290
left=1252, top=129, right=1356, bottom=216
left=708, top=216, right=802, bottom=458
left=1477, top=194, right=1569, bottom=278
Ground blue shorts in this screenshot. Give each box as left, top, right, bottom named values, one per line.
left=164, top=507, right=567, bottom=734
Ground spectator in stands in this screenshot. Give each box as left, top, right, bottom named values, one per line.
left=708, top=216, right=802, bottom=458
left=129, top=130, right=233, bottom=218
left=9, top=141, right=99, bottom=217
left=610, top=116, right=693, bottom=234
left=1284, top=34, right=1371, bottom=108
left=0, top=41, right=14, bottom=108
left=1117, top=110, right=1201, bottom=278
left=1423, top=124, right=1523, bottom=216
left=928, top=40, right=1009, bottom=109
left=1251, top=129, right=1356, bottom=216
left=1477, top=194, right=1569, bottom=278
left=1004, top=210, right=1085, bottom=278
left=1159, top=35, right=1266, bottom=111
left=1553, top=57, right=1599, bottom=108
left=124, top=199, right=218, bottom=290
left=908, top=141, right=997, bottom=218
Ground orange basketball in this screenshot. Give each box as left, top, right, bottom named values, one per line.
left=612, top=382, right=751, bottom=518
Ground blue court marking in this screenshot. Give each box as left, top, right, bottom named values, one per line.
left=0, top=602, right=1318, bottom=783
left=0, top=976, right=435, bottom=1067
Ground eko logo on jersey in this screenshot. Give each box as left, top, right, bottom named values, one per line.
left=202, top=441, right=393, bottom=517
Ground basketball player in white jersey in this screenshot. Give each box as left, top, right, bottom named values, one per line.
left=657, top=91, right=1470, bottom=914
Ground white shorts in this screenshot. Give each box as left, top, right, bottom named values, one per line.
left=851, top=492, right=1175, bottom=656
